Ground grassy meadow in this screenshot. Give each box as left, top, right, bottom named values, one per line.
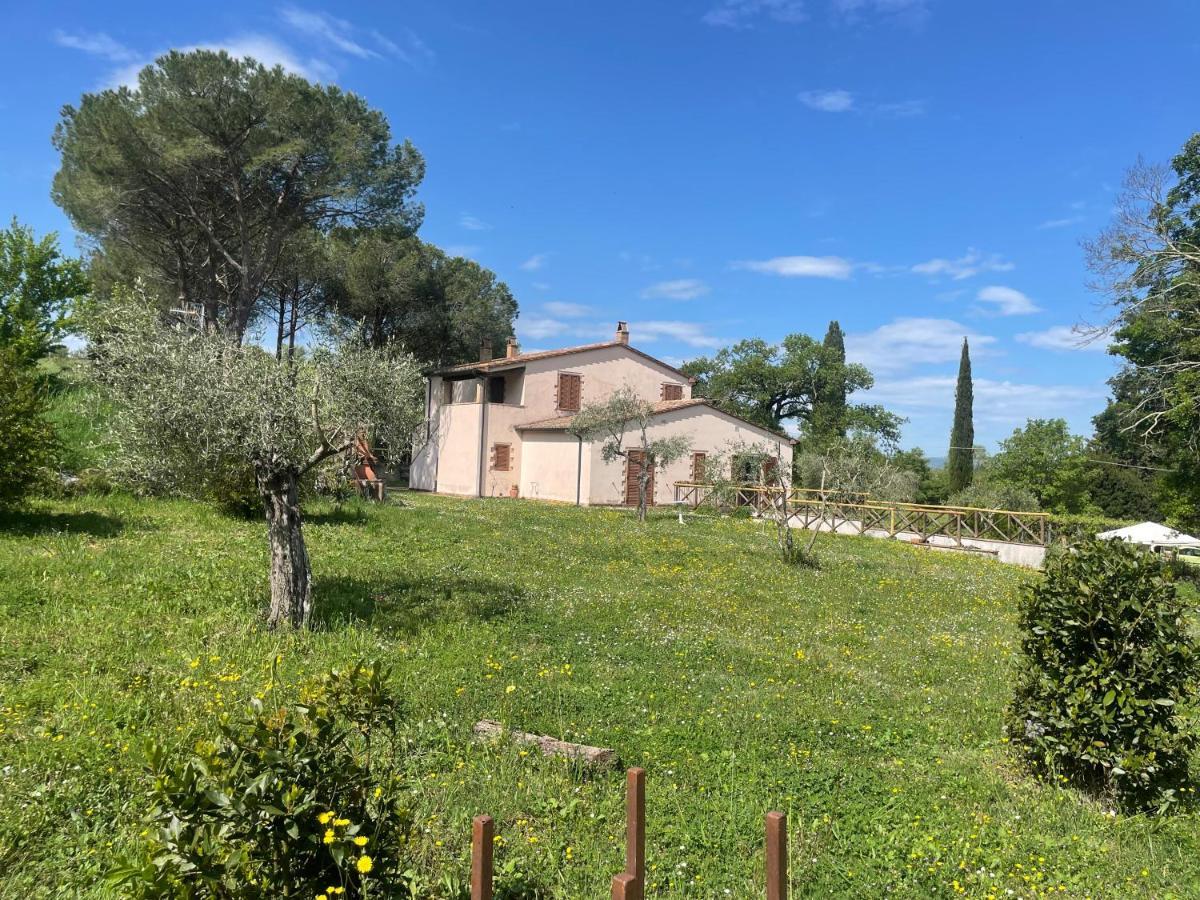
left=1, top=492, right=1198, bottom=897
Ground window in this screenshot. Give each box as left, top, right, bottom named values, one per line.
left=492, top=443, right=511, bottom=471
left=557, top=372, right=582, bottom=411
left=691, top=451, right=706, bottom=482
left=441, top=379, right=454, bottom=405
left=662, top=383, right=684, bottom=401
left=487, top=376, right=506, bottom=404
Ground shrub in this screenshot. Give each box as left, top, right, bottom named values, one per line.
left=946, top=480, right=1040, bottom=512
left=0, top=350, right=57, bottom=508
left=1007, top=539, right=1199, bottom=812
left=111, top=662, right=415, bottom=898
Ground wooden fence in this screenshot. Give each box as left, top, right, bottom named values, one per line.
left=468, top=767, right=791, bottom=899
left=674, top=481, right=1050, bottom=547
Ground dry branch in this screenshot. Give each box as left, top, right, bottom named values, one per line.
left=473, top=719, right=619, bottom=769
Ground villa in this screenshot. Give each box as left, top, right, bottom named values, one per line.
left=410, top=322, right=794, bottom=505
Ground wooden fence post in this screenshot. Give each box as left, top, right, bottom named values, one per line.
left=625, top=767, right=646, bottom=900
left=472, top=814, right=493, bottom=900
left=765, top=811, right=787, bottom=900
left=612, top=873, right=638, bottom=899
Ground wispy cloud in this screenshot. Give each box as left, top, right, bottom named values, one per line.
left=702, top=0, right=808, bottom=28
left=846, top=318, right=995, bottom=374
left=53, top=30, right=136, bottom=62
left=367, top=26, right=435, bottom=70
left=516, top=315, right=571, bottom=341
left=1017, top=325, right=1109, bottom=352
left=543, top=301, right=592, bottom=318
left=641, top=278, right=710, bottom=300
left=458, top=213, right=492, bottom=231
left=976, top=285, right=1040, bottom=316
left=631, top=320, right=725, bottom=348
left=876, top=98, right=927, bottom=118
left=866, top=375, right=1103, bottom=423
left=442, top=244, right=481, bottom=258
left=911, top=248, right=1014, bottom=281
left=1035, top=215, right=1086, bottom=231
left=280, top=6, right=376, bottom=59
left=832, top=0, right=930, bottom=26
left=798, top=89, right=855, bottom=112
left=732, top=255, right=853, bottom=279
left=520, top=253, right=549, bottom=272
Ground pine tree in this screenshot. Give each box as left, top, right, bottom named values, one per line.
left=812, top=320, right=847, bottom=443
left=947, top=337, right=975, bottom=493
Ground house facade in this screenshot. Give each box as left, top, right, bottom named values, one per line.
left=410, top=322, right=794, bottom=506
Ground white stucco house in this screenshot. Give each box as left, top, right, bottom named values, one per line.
left=410, top=322, right=794, bottom=506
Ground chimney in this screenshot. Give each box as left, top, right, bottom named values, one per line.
left=479, top=339, right=493, bottom=362
left=616, top=321, right=629, bottom=345
left=506, top=336, right=520, bottom=358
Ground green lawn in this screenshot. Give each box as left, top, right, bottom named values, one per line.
left=0, top=493, right=1198, bottom=897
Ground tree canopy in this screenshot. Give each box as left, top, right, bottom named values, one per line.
left=0, top=220, right=89, bottom=367
left=681, top=329, right=902, bottom=447
left=53, top=49, right=425, bottom=342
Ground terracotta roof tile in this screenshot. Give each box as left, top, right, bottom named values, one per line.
left=516, top=398, right=795, bottom=444
left=429, top=340, right=695, bottom=381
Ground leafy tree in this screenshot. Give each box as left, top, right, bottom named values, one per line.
left=810, top=320, right=848, bottom=442
left=53, top=49, right=424, bottom=342
left=1084, top=144, right=1200, bottom=529
left=794, top=436, right=918, bottom=503
left=947, top=337, right=975, bottom=493
left=989, top=418, right=1088, bottom=513
left=572, top=385, right=692, bottom=522
left=0, top=220, right=89, bottom=368
left=84, top=290, right=423, bottom=628
left=682, top=332, right=903, bottom=446
left=329, top=231, right=517, bottom=366
left=0, top=350, right=58, bottom=508
left=1008, top=539, right=1198, bottom=812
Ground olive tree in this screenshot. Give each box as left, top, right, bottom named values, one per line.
left=86, top=290, right=423, bottom=628
left=571, top=386, right=691, bottom=522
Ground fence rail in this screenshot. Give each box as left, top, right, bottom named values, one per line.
left=469, top=767, right=789, bottom=899
left=674, top=481, right=1050, bottom=547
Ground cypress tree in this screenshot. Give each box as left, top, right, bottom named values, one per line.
left=947, top=337, right=975, bottom=493
left=812, top=320, right=847, bottom=443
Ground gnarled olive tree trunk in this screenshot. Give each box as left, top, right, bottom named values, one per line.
left=256, top=464, right=313, bottom=629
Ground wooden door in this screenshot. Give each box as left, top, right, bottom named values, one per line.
left=625, top=450, right=655, bottom=506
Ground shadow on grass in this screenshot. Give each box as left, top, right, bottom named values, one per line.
left=0, top=508, right=125, bottom=538
left=305, top=505, right=371, bottom=527
left=312, top=572, right=528, bottom=634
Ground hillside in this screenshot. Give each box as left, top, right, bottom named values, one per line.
left=0, top=494, right=1197, bottom=897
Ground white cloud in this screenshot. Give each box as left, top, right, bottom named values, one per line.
left=845, top=318, right=995, bottom=374
left=1036, top=215, right=1085, bottom=231
left=876, top=98, right=927, bottom=118
left=280, top=6, right=377, bottom=59
left=368, top=27, right=434, bottom=69
left=911, top=248, right=1014, bottom=281
left=732, top=255, right=853, bottom=279
left=1017, top=325, right=1109, bottom=352
left=832, top=0, right=929, bottom=26
left=866, top=375, right=1103, bottom=422
left=53, top=30, right=136, bottom=62
left=442, top=244, right=480, bottom=258
left=543, top=301, right=592, bottom=318
left=459, top=213, right=492, bottom=231
left=516, top=316, right=570, bottom=341
left=519, top=254, right=549, bottom=272
left=99, top=35, right=337, bottom=88
left=702, top=0, right=808, bottom=28
left=631, top=320, right=725, bottom=349
left=798, top=89, right=855, bottom=112
left=641, top=278, right=710, bottom=300
left=976, top=285, right=1040, bottom=316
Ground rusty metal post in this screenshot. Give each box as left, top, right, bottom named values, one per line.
left=765, top=811, right=787, bottom=900
left=472, top=814, right=493, bottom=900
left=612, top=873, right=637, bottom=900
left=625, top=767, right=646, bottom=900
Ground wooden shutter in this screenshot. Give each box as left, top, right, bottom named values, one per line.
left=691, top=451, right=706, bottom=482
left=492, top=443, right=511, bottom=471
left=625, top=450, right=655, bottom=506
left=762, top=456, right=778, bottom=483
left=661, top=383, right=683, bottom=401
left=558, top=372, right=582, bottom=411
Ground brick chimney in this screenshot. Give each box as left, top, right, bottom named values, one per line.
left=479, top=339, right=493, bottom=362
left=616, top=321, right=629, bottom=345
left=506, top=336, right=520, bottom=358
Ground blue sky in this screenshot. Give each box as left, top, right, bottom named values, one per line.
left=3, top=1, right=1198, bottom=453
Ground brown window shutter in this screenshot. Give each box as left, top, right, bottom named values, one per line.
left=558, top=373, right=582, bottom=411
left=762, top=456, right=779, bottom=482
left=691, top=451, right=706, bottom=482
left=493, top=443, right=511, bottom=471
left=662, top=383, right=683, bottom=401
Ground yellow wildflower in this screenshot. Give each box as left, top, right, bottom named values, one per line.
left=353, top=836, right=368, bottom=847
left=356, top=855, right=374, bottom=874
left=318, top=812, right=334, bottom=825
left=323, top=829, right=335, bottom=845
